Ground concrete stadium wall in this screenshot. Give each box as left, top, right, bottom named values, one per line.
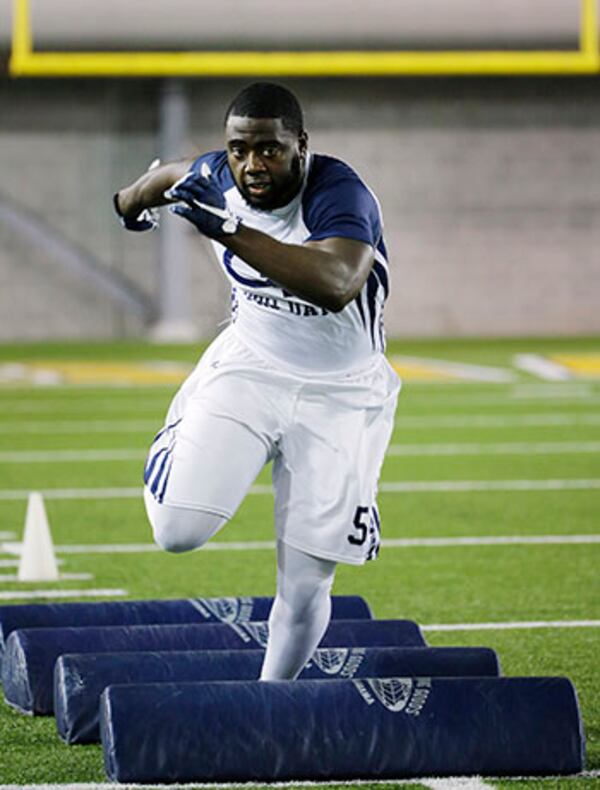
left=0, top=0, right=585, bottom=50
left=0, top=77, right=599, bottom=340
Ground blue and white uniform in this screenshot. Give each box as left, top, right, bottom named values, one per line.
left=192, top=150, right=390, bottom=375
left=144, top=151, right=400, bottom=565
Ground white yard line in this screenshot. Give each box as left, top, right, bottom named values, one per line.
left=1, top=393, right=597, bottom=413
left=1, top=479, right=599, bottom=501
left=423, top=620, right=600, bottom=631
left=0, top=420, right=157, bottom=434
left=0, top=449, right=146, bottom=463
left=386, top=441, right=600, bottom=456
left=510, top=383, right=595, bottom=399
left=423, top=780, right=493, bottom=790
left=0, top=572, right=92, bottom=582
left=378, top=479, right=600, bottom=493
left=0, top=531, right=15, bottom=539
left=1, top=413, right=600, bottom=434
left=407, top=394, right=600, bottom=406
left=383, top=535, right=600, bottom=547
left=1, top=542, right=162, bottom=555
left=401, top=391, right=598, bottom=406
left=513, top=353, right=572, bottom=381
left=0, top=487, right=142, bottom=500
left=0, top=382, right=175, bottom=392
left=1, top=534, right=597, bottom=556
left=0, top=558, right=64, bottom=567
left=0, top=589, right=127, bottom=601
left=395, top=413, right=600, bottom=428
left=0, top=401, right=166, bottom=414
left=393, top=355, right=515, bottom=383
left=3, top=440, right=600, bottom=464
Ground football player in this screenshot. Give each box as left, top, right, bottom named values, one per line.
left=114, top=82, right=399, bottom=680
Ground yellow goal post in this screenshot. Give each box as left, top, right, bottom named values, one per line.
left=9, top=0, right=600, bottom=77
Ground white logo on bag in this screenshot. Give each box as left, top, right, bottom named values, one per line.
left=368, top=678, right=413, bottom=712
left=353, top=677, right=432, bottom=716
left=307, top=647, right=366, bottom=678
left=228, top=621, right=270, bottom=647
left=189, top=597, right=254, bottom=623
left=311, top=648, right=349, bottom=675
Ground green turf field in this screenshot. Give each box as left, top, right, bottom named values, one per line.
left=0, top=337, right=598, bottom=790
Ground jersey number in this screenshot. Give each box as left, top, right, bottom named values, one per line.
left=347, top=506, right=371, bottom=546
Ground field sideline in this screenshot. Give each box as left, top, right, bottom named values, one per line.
left=0, top=336, right=598, bottom=790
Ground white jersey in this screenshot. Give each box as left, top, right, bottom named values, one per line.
left=190, top=150, right=390, bottom=376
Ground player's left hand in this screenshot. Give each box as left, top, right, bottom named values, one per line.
left=113, top=157, right=163, bottom=232
left=112, top=194, right=159, bottom=232
left=165, top=164, right=240, bottom=239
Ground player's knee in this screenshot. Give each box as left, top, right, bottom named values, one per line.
left=298, top=579, right=332, bottom=620
left=274, top=578, right=333, bottom=627
left=152, top=507, right=226, bottom=553
left=272, top=546, right=336, bottom=624
left=144, top=489, right=226, bottom=553
left=151, top=511, right=198, bottom=553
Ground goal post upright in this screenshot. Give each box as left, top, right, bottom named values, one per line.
left=10, top=0, right=33, bottom=73
left=581, top=0, right=600, bottom=65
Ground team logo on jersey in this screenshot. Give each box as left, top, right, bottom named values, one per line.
left=223, top=249, right=273, bottom=289
left=189, top=597, right=254, bottom=623
left=353, top=677, right=432, bottom=716
left=307, top=647, right=366, bottom=678
left=227, top=621, right=270, bottom=647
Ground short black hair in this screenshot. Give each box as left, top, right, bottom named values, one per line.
left=225, top=82, right=304, bottom=135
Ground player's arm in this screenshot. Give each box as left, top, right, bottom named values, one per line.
left=226, top=229, right=373, bottom=313
left=167, top=171, right=374, bottom=312
left=114, top=159, right=195, bottom=220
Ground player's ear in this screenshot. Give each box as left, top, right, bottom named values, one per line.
left=298, top=130, right=309, bottom=156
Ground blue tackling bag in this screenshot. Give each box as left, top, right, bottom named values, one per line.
left=0, top=595, right=370, bottom=668
left=55, top=645, right=500, bottom=743
left=100, top=676, right=585, bottom=782
left=3, top=618, right=424, bottom=715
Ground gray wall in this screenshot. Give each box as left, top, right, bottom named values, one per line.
left=0, top=0, right=585, bottom=50
left=1, top=77, right=599, bottom=340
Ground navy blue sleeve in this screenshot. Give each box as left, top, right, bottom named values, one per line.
left=189, top=150, right=234, bottom=191
left=303, top=158, right=382, bottom=247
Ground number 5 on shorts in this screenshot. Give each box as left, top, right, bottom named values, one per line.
left=347, top=506, right=371, bottom=546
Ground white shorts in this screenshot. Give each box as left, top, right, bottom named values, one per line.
left=144, top=327, right=400, bottom=565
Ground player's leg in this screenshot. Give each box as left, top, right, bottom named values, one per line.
left=143, top=329, right=280, bottom=554
left=260, top=361, right=398, bottom=680
left=272, top=356, right=400, bottom=565
left=260, top=540, right=336, bottom=680
left=144, top=406, right=270, bottom=553
left=144, top=489, right=227, bottom=553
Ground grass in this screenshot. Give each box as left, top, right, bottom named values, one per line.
left=0, top=336, right=598, bottom=789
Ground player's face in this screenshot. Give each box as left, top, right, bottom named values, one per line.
left=225, top=116, right=308, bottom=210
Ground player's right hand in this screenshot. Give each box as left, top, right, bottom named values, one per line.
left=165, top=164, right=240, bottom=239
